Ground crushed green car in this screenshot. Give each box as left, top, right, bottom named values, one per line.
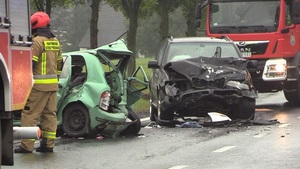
left=15, top=40, right=149, bottom=138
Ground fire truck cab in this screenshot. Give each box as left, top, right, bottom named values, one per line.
left=196, top=0, right=300, bottom=105
left=0, top=0, right=32, bottom=166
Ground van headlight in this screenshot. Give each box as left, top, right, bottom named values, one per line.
left=263, top=58, right=287, bottom=81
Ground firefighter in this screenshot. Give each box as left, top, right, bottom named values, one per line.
left=14, top=11, right=62, bottom=153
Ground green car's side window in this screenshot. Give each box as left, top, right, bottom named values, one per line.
left=60, top=55, right=71, bottom=79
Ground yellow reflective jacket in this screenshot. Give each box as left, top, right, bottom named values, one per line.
left=32, top=35, right=62, bottom=91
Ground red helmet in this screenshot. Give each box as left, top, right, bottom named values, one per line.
left=31, top=12, right=50, bottom=29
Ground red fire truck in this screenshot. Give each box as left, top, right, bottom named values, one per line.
left=196, top=0, right=300, bottom=104
left=0, top=0, right=34, bottom=166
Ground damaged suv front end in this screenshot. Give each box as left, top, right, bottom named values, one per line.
left=148, top=37, right=257, bottom=126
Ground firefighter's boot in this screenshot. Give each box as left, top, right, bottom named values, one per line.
left=14, top=146, right=32, bottom=153
left=36, top=138, right=53, bottom=153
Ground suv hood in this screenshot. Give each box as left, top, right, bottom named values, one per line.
left=164, top=57, right=248, bottom=83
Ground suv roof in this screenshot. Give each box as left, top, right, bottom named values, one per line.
left=167, top=36, right=233, bottom=44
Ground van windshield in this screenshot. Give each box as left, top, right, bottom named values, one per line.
left=209, top=0, right=280, bottom=33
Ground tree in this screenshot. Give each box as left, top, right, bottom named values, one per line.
left=90, top=0, right=102, bottom=49
left=137, top=7, right=187, bottom=57
left=31, top=0, right=89, bottom=52
left=156, top=0, right=181, bottom=40
left=180, top=0, right=199, bottom=37
left=106, top=0, right=144, bottom=75
left=31, top=0, right=86, bottom=16
left=51, top=4, right=90, bottom=52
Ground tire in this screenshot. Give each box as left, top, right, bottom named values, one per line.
left=284, top=91, right=297, bottom=103
left=149, top=94, right=158, bottom=121
left=157, top=90, right=174, bottom=126
left=236, top=98, right=256, bottom=120
left=121, top=107, right=141, bottom=136
left=62, top=104, right=90, bottom=137
left=284, top=54, right=300, bottom=105
left=284, top=80, right=300, bottom=105
left=0, top=121, right=2, bottom=165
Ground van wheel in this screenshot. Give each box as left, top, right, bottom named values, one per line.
left=284, top=79, right=300, bottom=105
left=0, top=121, right=2, bottom=165
left=63, top=104, right=90, bottom=137
left=284, top=54, right=300, bottom=105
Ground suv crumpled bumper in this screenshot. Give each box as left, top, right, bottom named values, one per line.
left=161, top=88, right=255, bottom=115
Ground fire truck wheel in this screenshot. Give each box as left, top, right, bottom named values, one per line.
left=284, top=54, right=300, bottom=105
left=284, top=79, right=300, bottom=105
left=62, top=103, right=90, bottom=137
left=0, top=121, right=2, bottom=165
left=284, top=91, right=297, bottom=104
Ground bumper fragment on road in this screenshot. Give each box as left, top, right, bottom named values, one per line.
left=213, top=146, right=236, bottom=153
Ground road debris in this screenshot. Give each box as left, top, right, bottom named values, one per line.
left=144, top=121, right=161, bottom=128
left=177, top=121, right=203, bottom=128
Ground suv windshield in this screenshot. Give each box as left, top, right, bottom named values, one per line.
left=166, top=42, right=240, bottom=63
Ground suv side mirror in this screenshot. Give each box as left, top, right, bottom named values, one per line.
left=148, top=60, right=159, bottom=69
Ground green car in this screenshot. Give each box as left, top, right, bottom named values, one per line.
left=15, top=40, right=149, bottom=138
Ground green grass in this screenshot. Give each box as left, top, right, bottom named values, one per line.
left=132, top=57, right=153, bottom=113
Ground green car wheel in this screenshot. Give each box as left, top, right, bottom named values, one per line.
left=62, top=103, right=90, bottom=137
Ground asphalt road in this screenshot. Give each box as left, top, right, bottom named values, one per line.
left=4, top=91, right=300, bottom=169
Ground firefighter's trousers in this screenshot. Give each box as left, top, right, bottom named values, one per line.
left=20, top=88, right=57, bottom=151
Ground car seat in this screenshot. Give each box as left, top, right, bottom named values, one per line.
left=70, top=65, right=86, bottom=88
left=71, top=66, right=83, bottom=80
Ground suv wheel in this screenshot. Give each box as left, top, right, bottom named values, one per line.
left=237, top=98, right=256, bottom=120
left=157, top=91, right=174, bottom=126
left=149, top=94, right=158, bottom=121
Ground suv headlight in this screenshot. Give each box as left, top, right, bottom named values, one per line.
left=226, top=81, right=249, bottom=90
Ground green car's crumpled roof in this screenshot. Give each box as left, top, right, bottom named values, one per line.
left=86, top=39, right=133, bottom=59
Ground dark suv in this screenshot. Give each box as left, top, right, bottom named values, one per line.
left=148, top=36, right=258, bottom=126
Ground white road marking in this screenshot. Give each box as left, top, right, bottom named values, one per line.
left=213, top=146, right=236, bottom=153
left=168, top=165, right=189, bottom=169
left=140, top=117, right=150, bottom=122
left=253, top=133, right=266, bottom=138
left=278, top=124, right=290, bottom=128
left=297, top=116, right=300, bottom=119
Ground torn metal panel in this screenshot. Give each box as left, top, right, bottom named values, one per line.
left=164, top=57, right=248, bottom=88
left=207, top=112, right=232, bottom=122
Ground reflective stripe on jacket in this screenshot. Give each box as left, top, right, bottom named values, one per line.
left=32, top=36, right=62, bottom=91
